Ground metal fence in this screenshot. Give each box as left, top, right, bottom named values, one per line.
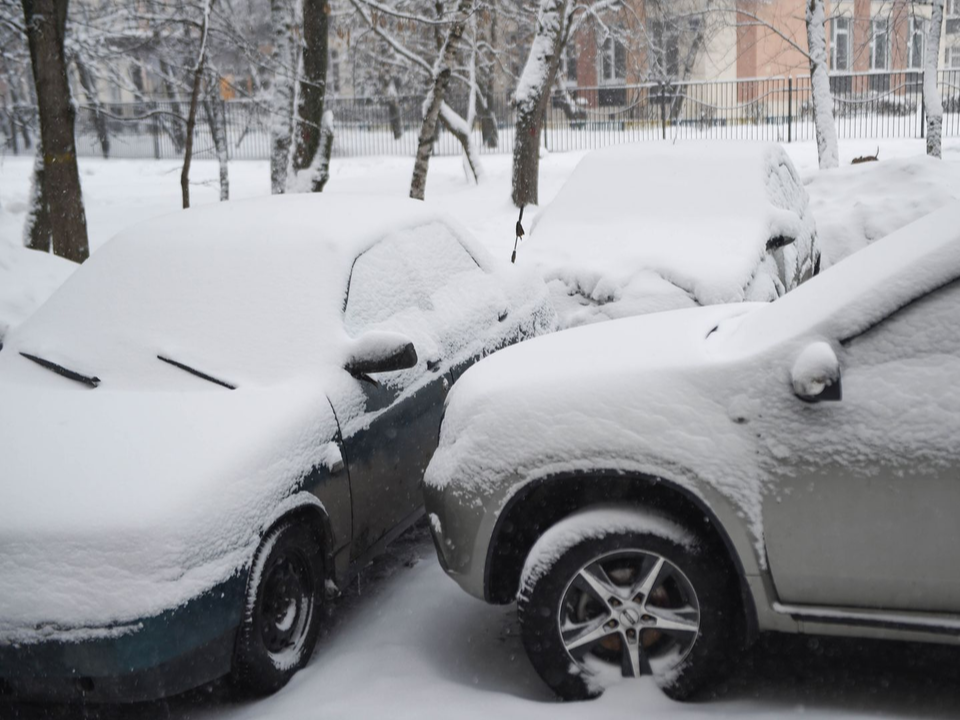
left=2, top=70, right=959, bottom=161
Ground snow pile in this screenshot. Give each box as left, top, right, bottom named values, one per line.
left=519, top=506, right=695, bottom=595
left=526, top=142, right=819, bottom=327
left=805, top=154, right=960, bottom=266
left=0, top=241, right=76, bottom=344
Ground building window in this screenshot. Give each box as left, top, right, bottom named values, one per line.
left=561, top=40, right=578, bottom=85
left=870, top=18, right=889, bottom=70
left=650, top=19, right=680, bottom=78
left=331, top=50, right=341, bottom=94
left=909, top=17, right=926, bottom=69
left=831, top=16, right=851, bottom=71
left=947, top=47, right=960, bottom=69
left=600, top=37, right=626, bottom=84
left=949, top=0, right=959, bottom=16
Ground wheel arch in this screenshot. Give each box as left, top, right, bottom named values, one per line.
left=484, top=471, right=760, bottom=641
left=257, top=494, right=336, bottom=585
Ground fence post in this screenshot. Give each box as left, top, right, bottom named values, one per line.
left=787, top=76, right=793, bottom=143
left=659, top=83, right=667, bottom=140
left=542, top=102, right=549, bottom=151
left=920, top=70, right=926, bottom=139
left=152, top=102, right=161, bottom=160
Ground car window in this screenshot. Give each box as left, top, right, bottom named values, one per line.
left=343, top=222, right=481, bottom=336
left=843, top=278, right=960, bottom=367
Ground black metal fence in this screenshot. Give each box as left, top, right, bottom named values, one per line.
left=2, top=70, right=958, bottom=160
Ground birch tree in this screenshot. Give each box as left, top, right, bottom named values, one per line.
left=805, top=0, right=839, bottom=169
left=511, top=0, right=570, bottom=208
left=410, top=0, right=473, bottom=200
left=923, top=0, right=945, bottom=159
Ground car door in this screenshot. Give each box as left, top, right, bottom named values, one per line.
left=762, top=279, right=960, bottom=612
left=338, top=223, right=491, bottom=559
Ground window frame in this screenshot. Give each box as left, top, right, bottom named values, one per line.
left=870, top=17, right=889, bottom=71
left=831, top=16, right=852, bottom=72
left=599, top=36, right=627, bottom=84
left=908, top=16, right=926, bottom=70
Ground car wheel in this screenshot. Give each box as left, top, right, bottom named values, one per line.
left=517, top=506, right=739, bottom=702
left=232, top=519, right=324, bottom=696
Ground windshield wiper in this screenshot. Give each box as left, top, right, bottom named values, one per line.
left=20, top=352, right=101, bottom=388
left=157, top=355, right=236, bottom=390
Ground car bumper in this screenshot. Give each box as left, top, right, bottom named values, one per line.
left=424, top=478, right=514, bottom=603
left=0, top=574, right=245, bottom=704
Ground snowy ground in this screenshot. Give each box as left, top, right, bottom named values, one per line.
left=5, top=523, right=960, bottom=720
left=4, top=138, right=960, bottom=718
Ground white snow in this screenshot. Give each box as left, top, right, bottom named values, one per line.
left=519, top=506, right=695, bottom=596
left=526, top=142, right=819, bottom=327
left=0, top=192, right=551, bottom=642
left=790, top=341, right=840, bottom=399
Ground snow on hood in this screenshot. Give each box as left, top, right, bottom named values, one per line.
left=424, top=303, right=765, bottom=537
left=0, top=378, right=340, bottom=641
left=527, top=142, right=817, bottom=309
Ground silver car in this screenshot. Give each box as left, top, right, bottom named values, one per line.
left=423, top=203, right=960, bottom=701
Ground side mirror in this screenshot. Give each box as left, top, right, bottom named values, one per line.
left=345, top=331, right=418, bottom=377
left=791, top=341, right=842, bottom=403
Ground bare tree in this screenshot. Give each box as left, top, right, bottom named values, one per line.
left=20, top=0, right=89, bottom=262
left=410, top=0, right=473, bottom=200
left=805, top=0, right=838, bottom=169
left=924, top=0, right=945, bottom=158
left=511, top=0, right=570, bottom=208
left=181, top=0, right=217, bottom=209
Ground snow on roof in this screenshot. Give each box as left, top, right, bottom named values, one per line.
left=725, top=201, right=960, bottom=354
left=528, top=141, right=816, bottom=307
left=5, top=194, right=480, bottom=386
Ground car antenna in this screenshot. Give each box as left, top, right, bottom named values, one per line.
left=512, top=206, right=525, bottom=264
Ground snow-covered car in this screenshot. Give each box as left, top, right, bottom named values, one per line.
left=527, top=141, right=821, bottom=326
left=0, top=194, right=555, bottom=702
left=424, top=202, right=960, bottom=701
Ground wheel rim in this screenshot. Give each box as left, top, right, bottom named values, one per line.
left=557, top=549, right=700, bottom=680
left=259, top=550, right=314, bottom=657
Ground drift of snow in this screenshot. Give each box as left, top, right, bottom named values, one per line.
left=519, top=506, right=695, bottom=596
left=526, top=142, right=819, bottom=327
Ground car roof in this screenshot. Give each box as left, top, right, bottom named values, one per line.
left=527, top=141, right=815, bottom=306
left=5, top=194, right=480, bottom=386
left=724, top=201, right=960, bottom=354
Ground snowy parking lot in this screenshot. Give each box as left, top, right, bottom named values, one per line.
left=4, top=523, right=960, bottom=720
left=4, top=138, right=960, bottom=720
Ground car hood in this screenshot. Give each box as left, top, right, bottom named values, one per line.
left=0, top=378, right=340, bottom=641
left=424, top=303, right=766, bottom=531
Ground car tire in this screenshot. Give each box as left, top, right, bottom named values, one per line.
left=517, top=506, right=739, bottom=702
left=231, top=519, right=325, bottom=696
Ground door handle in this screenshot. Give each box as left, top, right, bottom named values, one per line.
left=426, top=357, right=441, bottom=372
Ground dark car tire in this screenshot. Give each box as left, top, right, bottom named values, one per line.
left=231, top=519, right=324, bottom=697
left=517, top=507, right=740, bottom=702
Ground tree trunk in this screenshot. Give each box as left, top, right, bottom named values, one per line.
left=805, top=0, right=839, bottom=169
left=924, top=0, right=945, bottom=159
left=511, top=0, right=569, bottom=207
left=269, top=0, right=296, bottom=194
left=73, top=51, right=110, bottom=159
left=409, top=0, right=473, bottom=201
left=439, top=103, right=482, bottom=183
left=386, top=79, right=403, bottom=140
left=203, top=98, right=230, bottom=200
left=180, top=0, right=215, bottom=209
left=21, top=0, right=89, bottom=263
left=159, top=58, right=186, bottom=152
left=291, top=0, right=330, bottom=188
left=23, top=142, right=51, bottom=251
